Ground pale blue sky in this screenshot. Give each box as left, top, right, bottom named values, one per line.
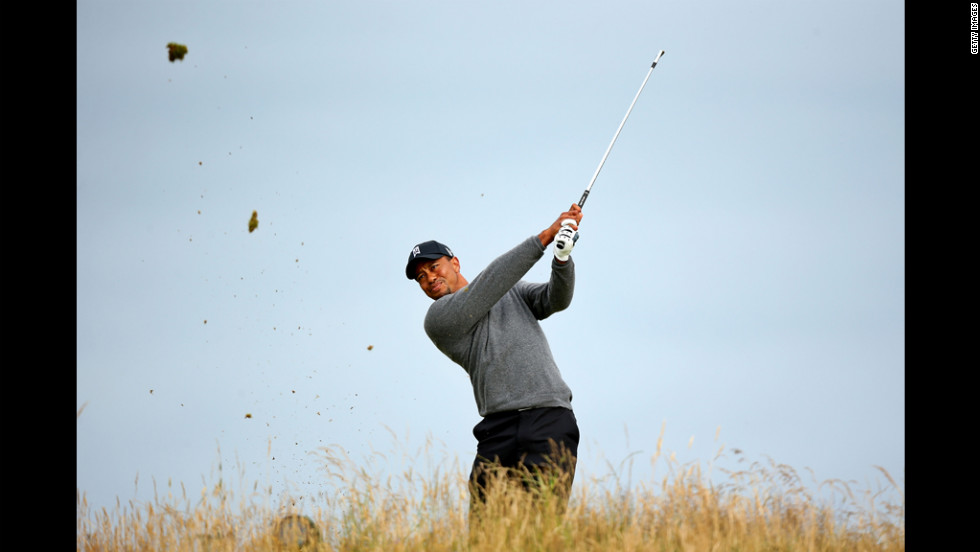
left=77, top=0, right=904, bottom=516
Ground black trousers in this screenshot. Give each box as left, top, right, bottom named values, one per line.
left=469, top=407, right=579, bottom=508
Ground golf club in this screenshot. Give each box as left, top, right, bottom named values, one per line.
left=555, top=50, right=665, bottom=253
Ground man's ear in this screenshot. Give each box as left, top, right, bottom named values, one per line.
left=451, top=256, right=461, bottom=273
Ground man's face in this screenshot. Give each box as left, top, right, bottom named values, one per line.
left=414, top=256, right=461, bottom=300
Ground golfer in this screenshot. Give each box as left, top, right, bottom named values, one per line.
left=405, top=203, right=584, bottom=513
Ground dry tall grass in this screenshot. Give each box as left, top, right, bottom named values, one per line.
left=77, top=433, right=904, bottom=552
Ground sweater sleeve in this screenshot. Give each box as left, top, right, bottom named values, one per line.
left=513, top=256, right=575, bottom=320
left=424, top=235, right=545, bottom=338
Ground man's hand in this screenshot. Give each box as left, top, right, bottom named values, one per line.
left=538, top=204, right=583, bottom=261
left=553, top=222, right=578, bottom=262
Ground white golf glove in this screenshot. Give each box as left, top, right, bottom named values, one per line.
left=553, top=219, right=579, bottom=262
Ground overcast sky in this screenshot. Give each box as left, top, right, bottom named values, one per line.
left=77, top=0, right=904, bottom=518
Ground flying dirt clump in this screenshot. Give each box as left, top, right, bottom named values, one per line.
left=248, top=211, right=259, bottom=233
left=167, top=42, right=188, bottom=62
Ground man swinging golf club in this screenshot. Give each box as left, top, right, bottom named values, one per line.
left=406, top=203, right=583, bottom=516
left=407, top=51, right=664, bottom=521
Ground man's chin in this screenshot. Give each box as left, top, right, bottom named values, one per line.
left=428, top=287, right=451, bottom=300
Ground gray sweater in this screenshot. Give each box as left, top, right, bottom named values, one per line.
left=423, top=235, right=575, bottom=417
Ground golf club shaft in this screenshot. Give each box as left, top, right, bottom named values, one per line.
left=577, top=50, right=664, bottom=208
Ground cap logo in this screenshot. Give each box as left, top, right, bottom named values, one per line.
left=412, top=246, right=421, bottom=258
